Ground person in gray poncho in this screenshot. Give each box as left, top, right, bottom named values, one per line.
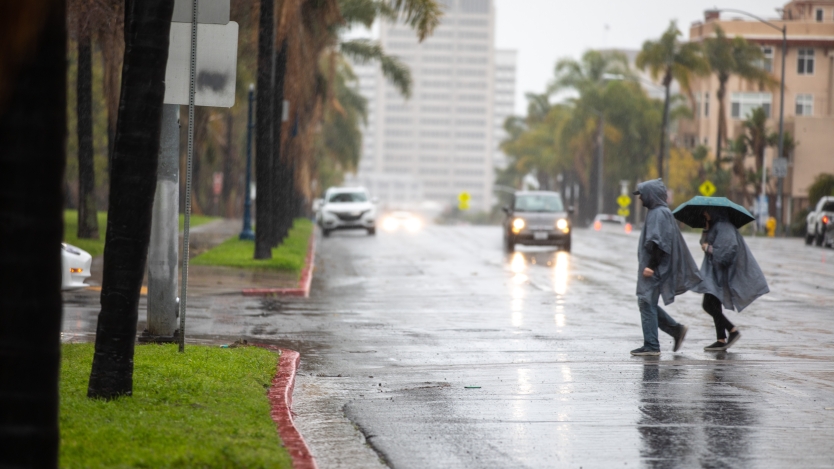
left=693, top=208, right=769, bottom=351
left=631, top=179, right=702, bottom=356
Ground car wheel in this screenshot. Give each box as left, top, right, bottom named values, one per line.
left=806, top=232, right=814, bottom=245
left=504, top=235, right=514, bottom=252
left=562, top=238, right=571, bottom=252
left=367, top=227, right=376, bottom=236
left=815, top=227, right=824, bottom=246
left=322, top=228, right=331, bottom=238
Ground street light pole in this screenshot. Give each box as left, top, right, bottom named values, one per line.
left=596, top=113, right=604, bottom=216
left=714, top=8, right=787, bottom=233
left=240, top=84, right=255, bottom=240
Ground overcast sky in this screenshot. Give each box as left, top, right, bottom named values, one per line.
left=494, top=0, right=786, bottom=114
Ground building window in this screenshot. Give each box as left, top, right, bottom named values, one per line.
left=796, top=94, right=813, bottom=116
left=816, top=8, right=824, bottom=22
left=760, top=46, right=773, bottom=72
left=460, top=0, right=489, bottom=14
left=730, top=92, right=772, bottom=119
left=798, top=48, right=815, bottom=75
left=704, top=92, right=709, bottom=117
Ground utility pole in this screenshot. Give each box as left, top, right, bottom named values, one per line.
left=240, top=84, right=255, bottom=240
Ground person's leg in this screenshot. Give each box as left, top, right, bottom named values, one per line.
left=638, top=296, right=660, bottom=351
left=656, top=303, right=680, bottom=337
left=702, top=294, right=726, bottom=341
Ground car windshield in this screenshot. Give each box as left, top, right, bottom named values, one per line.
left=514, top=194, right=564, bottom=212
left=328, top=192, right=368, bottom=203
left=822, top=202, right=834, bottom=212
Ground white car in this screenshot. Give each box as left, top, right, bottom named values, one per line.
left=317, top=187, right=377, bottom=236
left=592, top=214, right=633, bottom=234
left=61, top=243, right=92, bottom=291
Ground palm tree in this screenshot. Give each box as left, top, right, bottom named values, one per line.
left=74, top=0, right=100, bottom=239
left=254, top=0, right=276, bottom=259
left=0, top=1, right=66, bottom=464
left=549, top=50, right=630, bottom=215
left=636, top=20, right=708, bottom=179
left=87, top=0, right=175, bottom=399
left=703, top=25, right=778, bottom=162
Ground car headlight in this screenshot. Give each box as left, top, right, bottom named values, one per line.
left=556, top=218, right=569, bottom=233
left=512, top=218, right=525, bottom=234
left=382, top=217, right=399, bottom=231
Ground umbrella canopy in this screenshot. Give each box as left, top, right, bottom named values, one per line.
left=672, top=196, right=755, bottom=229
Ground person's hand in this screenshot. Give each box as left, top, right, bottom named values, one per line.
left=701, top=243, right=709, bottom=252
left=642, top=267, right=654, bottom=278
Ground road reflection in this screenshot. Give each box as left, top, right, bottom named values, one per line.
left=638, top=362, right=754, bottom=468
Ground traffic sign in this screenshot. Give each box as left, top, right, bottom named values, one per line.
left=164, top=22, right=239, bottom=107
left=617, top=194, right=631, bottom=208
left=617, top=208, right=630, bottom=217
left=773, top=157, right=788, bottom=178
left=458, top=192, right=471, bottom=211
left=699, top=180, right=716, bottom=197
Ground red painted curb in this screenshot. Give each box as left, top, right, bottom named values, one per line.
left=257, top=345, right=317, bottom=469
left=243, top=233, right=316, bottom=297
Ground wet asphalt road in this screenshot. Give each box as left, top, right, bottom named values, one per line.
left=62, top=225, right=834, bottom=468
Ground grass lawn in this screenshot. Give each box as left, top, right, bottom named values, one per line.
left=60, top=343, right=292, bottom=469
left=191, top=218, right=312, bottom=274
left=63, top=210, right=219, bottom=257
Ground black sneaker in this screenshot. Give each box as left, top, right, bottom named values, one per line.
left=725, top=330, right=741, bottom=350
left=631, top=346, right=661, bottom=356
left=704, top=340, right=728, bottom=351
left=673, top=324, right=689, bottom=352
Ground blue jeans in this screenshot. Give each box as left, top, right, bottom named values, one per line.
left=638, top=285, right=680, bottom=350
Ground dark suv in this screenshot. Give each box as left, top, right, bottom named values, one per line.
left=502, top=191, right=572, bottom=252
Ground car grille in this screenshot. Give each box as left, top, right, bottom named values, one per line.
left=335, top=211, right=365, bottom=221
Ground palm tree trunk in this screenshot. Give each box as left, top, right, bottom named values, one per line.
left=716, top=80, right=727, bottom=162
left=77, top=25, right=100, bottom=239
left=271, top=40, right=289, bottom=246
left=658, top=74, right=672, bottom=180
left=255, top=0, right=275, bottom=258
left=87, top=0, right=174, bottom=399
left=0, top=1, right=66, bottom=464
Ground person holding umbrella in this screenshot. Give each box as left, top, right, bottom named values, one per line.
left=631, top=179, right=702, bottom=356
left=673, top=196, right=770, bottom=351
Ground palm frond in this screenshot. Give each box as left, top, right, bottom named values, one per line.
left=340, top=38, right=412, bottom=97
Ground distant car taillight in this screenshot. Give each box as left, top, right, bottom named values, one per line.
left=625, top=223, right=633, bottom=233
left=823, top=215, right=830, bottom=225
left=593, top=221, right=602, bottom=231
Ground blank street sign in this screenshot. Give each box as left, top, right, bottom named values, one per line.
left=172, top=0, right=230, bottom=24
left=163, top=22, right=239, bottom=108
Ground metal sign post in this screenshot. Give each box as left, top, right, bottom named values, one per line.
left=179, top=0, right=199, bottom=353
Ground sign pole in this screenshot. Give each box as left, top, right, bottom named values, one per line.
left=179, top=0, right=198, bottom=353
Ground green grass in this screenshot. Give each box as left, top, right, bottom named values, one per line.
left=60, top=343, right=292, bottom=469
left=191, top=219, right=312, bottom=274
left=63, top=210, right=219, bottom=257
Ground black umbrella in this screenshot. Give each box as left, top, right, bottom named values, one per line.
left=672, top=196, right=755, bottom=229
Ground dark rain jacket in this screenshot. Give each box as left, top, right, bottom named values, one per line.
left=692, top=218, right=769, bottom=312
left=636, top=179, right=702, bottom=305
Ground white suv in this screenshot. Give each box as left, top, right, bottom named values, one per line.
left=317, top=187, right=377, bottom=236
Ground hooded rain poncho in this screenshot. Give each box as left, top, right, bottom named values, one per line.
left=691, top=212, right=769, bottom=312
left=636, top=179, right=702, bottom=305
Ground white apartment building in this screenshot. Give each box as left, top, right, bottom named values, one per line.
left=347, top=0, right=516, bottom=212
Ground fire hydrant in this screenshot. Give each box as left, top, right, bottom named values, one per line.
left=766, top=217, right=777, bottom=237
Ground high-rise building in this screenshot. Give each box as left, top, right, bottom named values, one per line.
left=347, top=0, right=516, bottom=212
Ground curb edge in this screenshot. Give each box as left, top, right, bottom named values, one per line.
left=243, top=232, right=316, bottom=297
left=258, top=346, right=317, bottom=469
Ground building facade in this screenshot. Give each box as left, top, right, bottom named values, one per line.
left=680, top=0, right=834, bottom=222
left=347, top=0, right=516, bottom=212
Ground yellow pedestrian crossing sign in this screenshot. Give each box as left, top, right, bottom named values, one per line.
left=618, top=208, right=630, bottom=217
left=458, top=191, right=471, bottom=211
left=699, top=180, right=716, bottom=197
left=617, top=195, right=631, bottom=208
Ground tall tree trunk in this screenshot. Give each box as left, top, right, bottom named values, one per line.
left=98, top=3, right=125, bottom=187
left=658, top=71, right=672, bottom=180
left=87, top=0, right=174, bottom=399
left=715, top=79, right=727, bottom=163
left=271, top=40, right=289, bottom=246
left=255, top=0, right=275, bottom=258
left=0, top=1, right=66, bottom=465
left=77, top=24, right=99, bottom=239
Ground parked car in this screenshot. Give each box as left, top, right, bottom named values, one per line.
left=805, top=196, right=834, bottom=246
left=61, top=243, right=92, bottom=291
left=592, top=214, right=633, bottom=234
left=502, top=191, right=572, bottom=252
left=824, top=216, right=834, bottom=248
left=316, top=187, right=377, bottom=236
